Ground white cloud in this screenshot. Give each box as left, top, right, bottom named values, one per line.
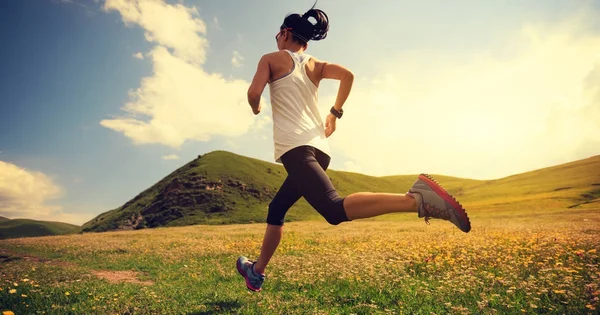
left=0, top=161, right=63, bottom=216
left=104, top=0, right=208, bottom=65
left=101, top=46, right=256, bottom=147
left=232, top=50, right=244, bottom=67
left=132, top=52, right=144, bottom=59
left=0, top=161, right=92, bottom=225
left=325, top=13, right=600, bottom=179
left=162, top=154, right=179, bottom=160
left=101, top=0, right=262, bottom=148
left=251, top=115, right=271, bottom=130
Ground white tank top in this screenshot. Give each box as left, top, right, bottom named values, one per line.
left=269, top=50, right=331, bottom=162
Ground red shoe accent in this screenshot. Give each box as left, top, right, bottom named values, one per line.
left=418, top=174, right=471, bottom=232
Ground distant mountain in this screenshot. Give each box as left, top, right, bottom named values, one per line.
left=0, top=218, right=80, bottom=240
left=82, top=151, right=600, bottom=233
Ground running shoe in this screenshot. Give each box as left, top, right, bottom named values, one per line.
left=408, top=174, right=471, bottom=233
left=236, top=256, right=265, bottom=291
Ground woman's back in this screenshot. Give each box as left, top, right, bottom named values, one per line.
left=269, top=50, right=329, bottom=162
left=268, top=50, right=322, bottom=87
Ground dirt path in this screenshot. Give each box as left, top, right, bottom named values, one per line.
left=0, top=249, right=154, bottom=286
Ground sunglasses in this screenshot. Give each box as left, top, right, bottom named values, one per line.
left=275, top=27, right=293, bottom=42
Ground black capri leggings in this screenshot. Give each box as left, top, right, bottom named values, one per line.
left=266, top=145, right=350, bottom=226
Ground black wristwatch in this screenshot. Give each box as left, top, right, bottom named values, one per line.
left=330, top=107, right=343, bottom=119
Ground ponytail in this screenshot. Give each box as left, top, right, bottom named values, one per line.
left=281, top=1, right=330, bottom=44
left=302, top=6, right=329, bottom=41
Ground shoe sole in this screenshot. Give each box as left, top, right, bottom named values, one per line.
left=236, top=259, right=262, bottom=292
left=419, top=174, right=471, bottom=233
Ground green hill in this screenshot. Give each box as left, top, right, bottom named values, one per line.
left=82, top=151, right=330, bottom=232
left=444, top=155, right=600, bottom=214
left=0, top=218, right=80, bottom=240
left=82, top=151, right=600, bottom=233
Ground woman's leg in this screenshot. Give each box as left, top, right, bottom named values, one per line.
left=343, top=192, right=417, bottom=220
left=281, top=146, right=348, bottom=225
left=283, top=146, right=417, bottom=224
left=254, top=176, right=301, bottom=274
left=254, top=224, right=282, bottom=274
left=254, top=146, right=417, bottom=274
left=303, top=148, right=470, bottom=232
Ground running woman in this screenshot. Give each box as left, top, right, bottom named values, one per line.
left=237, top=4, right=471, bottom=292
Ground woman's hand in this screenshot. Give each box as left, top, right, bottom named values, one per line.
left=325, top=113, right=337, bottom=138
left=252, top=103, right=262, bottom=115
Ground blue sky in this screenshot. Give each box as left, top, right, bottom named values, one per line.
left=1, top=0, right=599, bottom=225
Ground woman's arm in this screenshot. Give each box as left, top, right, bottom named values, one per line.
left=247, top=55, right=271, bottom=115
left=320, top=61, right=354, bottom=112
left=316, top=60, right=354, bottom=137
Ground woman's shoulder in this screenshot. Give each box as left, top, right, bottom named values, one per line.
left=263, top=50, right=290, bottom=58
left=258, top=51, right=290, bottom=64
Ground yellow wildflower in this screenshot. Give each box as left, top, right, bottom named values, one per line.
left=9, top=289, right=16, bottom=294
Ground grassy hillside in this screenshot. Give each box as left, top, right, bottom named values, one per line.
left=0, top=218, right=80, bottom=240
left=440, top=155, right=600, bottom=214
left=81, top=151, right=317, bottom=232
left=82, top=151, right=600, bottom=232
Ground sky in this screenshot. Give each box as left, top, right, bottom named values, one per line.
left=1, top=0, right=599, bottom=225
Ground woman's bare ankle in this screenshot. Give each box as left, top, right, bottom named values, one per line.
left=253, top=263, right=266, bottom=275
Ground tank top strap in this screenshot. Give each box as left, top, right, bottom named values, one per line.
left=284, top=50, right=311, bottom=66
left=298, top=53, right=312, bottom=66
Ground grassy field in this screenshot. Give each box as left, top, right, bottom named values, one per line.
left=2, top=154, right=599, bottom=313
left=1, top=208, right=599, bottom=314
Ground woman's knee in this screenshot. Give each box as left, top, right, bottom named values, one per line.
left=266, top=201, right=285, bottom=226
left=317, top=197, right=349, bottom=225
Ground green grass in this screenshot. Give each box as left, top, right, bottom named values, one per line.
left=0, top=219, right=80, bottom=240
left=1, top=209, right=599, bottom=314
